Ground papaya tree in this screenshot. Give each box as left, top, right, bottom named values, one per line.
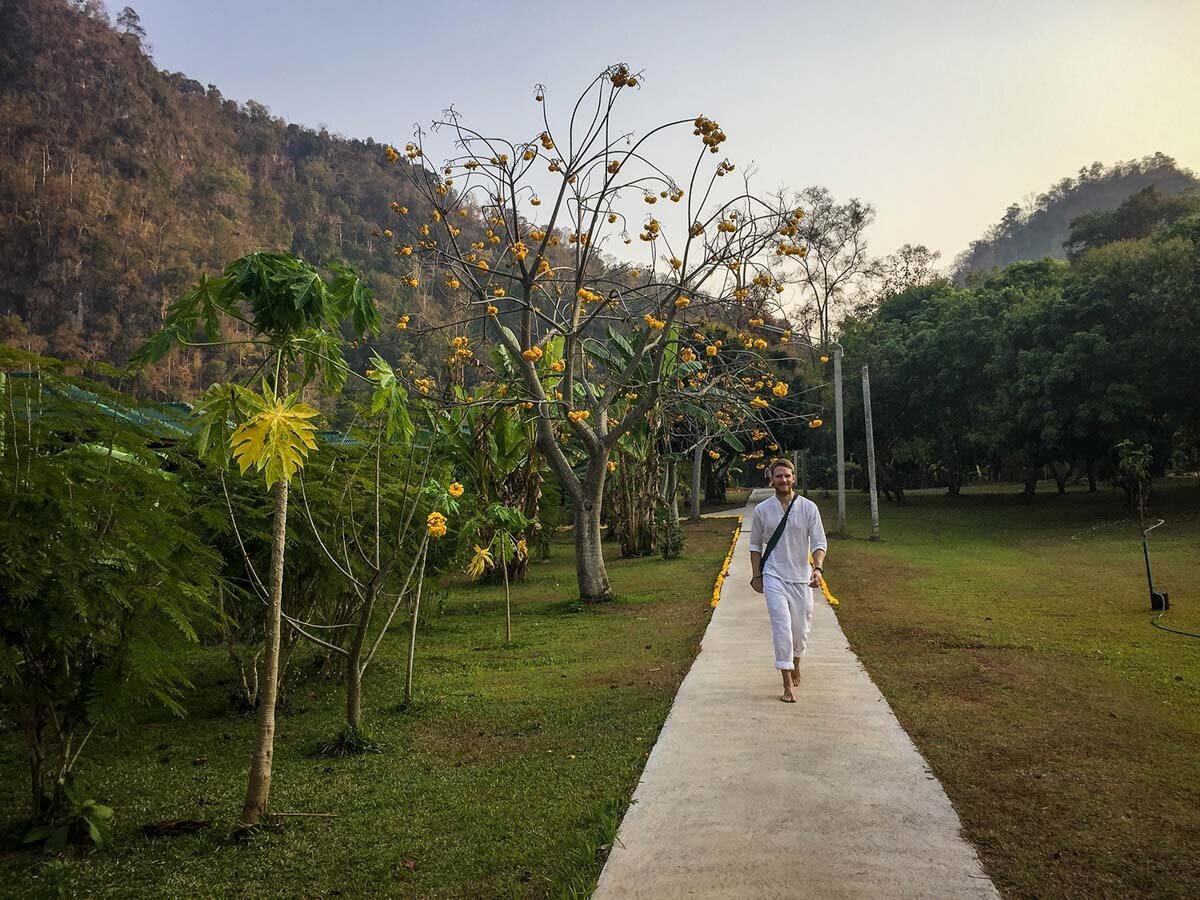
left=133, top=251, right=378, bottom=827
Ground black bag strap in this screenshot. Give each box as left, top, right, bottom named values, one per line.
left=760, top=495, right=798, bottom=573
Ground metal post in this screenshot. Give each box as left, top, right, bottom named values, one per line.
left=862, top=363, right=880, bottom=541
left=833, top=343, right=846, bottom=532
left=801, top=448, right=808, bottom=497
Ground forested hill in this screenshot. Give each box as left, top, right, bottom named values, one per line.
left=952, top=154, right=1199, bottom=281
left=0, top=0, right=434, bottom=394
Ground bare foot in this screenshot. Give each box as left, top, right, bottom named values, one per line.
left=780, top=691, right=796, bottom=703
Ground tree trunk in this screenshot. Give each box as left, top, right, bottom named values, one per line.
left=689, top=443, right=704, bottom=522
left=403, top=544, right=428, bottom=706
left=575, top=473, right=611, bottom=602
left=665, top=458, right=680, bottom=530
left=344, top=589, right=374, bottom=731
left=1053, top=461, right=1073, bottom=495
left=240, top=475, right=287, bottom=827
left=26, top=707, right=48, bottom=821
left=1086, top=459, right=1098, bottom=493
left=502, top=540, right=512, bottom=643
left=346, top=660, right=363, bottom=731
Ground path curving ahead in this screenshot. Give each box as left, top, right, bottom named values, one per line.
left=594, top=489, right=997, bottom=899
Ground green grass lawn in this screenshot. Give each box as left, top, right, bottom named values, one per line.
left=0, top=521, right=734, bottom=898
left=824, top=479, right=1200, bottom=899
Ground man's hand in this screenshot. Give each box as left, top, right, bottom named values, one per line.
left=808, top=568, right=824, bottom=588
left=750, top=574, right=764, bottom=594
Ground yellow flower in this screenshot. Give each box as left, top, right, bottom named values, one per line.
left=751, top=397, right=769, bottom=409
left=809, top=418, right=823, bottom=428
left=396, top=315, right=410, bottom=329
left=567, top=409, right=591, bottom=423
left=414, top=378, right=433, bottom=394
left=752, top=338, right=768, bottom=350
left=448, top=482, right=464, bottom=498
left=675, top=296, right=690, bottom=308
left=486, top=304, right=499, bottom=316
left=607, top=460, right=617, bottom=473
left=426, top=511, right=448, bottom=538
left=467, top=544, right=494, bottom=580
left=549, top=359, right=566, bottom=373
left=670, top=257, right=682, bottom=269
left=680, top=348, right=697, bottom=362
left=820, top=355, right=830, bottom=363
left=772, top=382, right=789, bottom=398
left=384, top=145, right=400, bottom=163
left=405, top=276, right=419, bottom=288
left=706, top=345, right=719, bottom=357
left=644, top=314, right=666, bottom=330
left=522, top=346, right=543, bottom=362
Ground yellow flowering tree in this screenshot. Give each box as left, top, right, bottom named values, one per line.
left=385, top=66, right=803, bottom=601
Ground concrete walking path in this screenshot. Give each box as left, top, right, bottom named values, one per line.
left=594, top=489, right=998, bottom=899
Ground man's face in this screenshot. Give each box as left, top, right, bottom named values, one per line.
left=770, top=465, right=794, bottom=492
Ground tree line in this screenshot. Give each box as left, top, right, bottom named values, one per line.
left=838, top=185, right=1200, bottom=504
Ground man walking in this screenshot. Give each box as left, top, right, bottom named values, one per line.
left=749, top=458, right=828, bottom=703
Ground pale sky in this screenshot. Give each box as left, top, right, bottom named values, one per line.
left=130, top=0, right=1200, bottom=267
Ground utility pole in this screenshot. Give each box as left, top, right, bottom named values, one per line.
left=862, top=363, right=880, bottom=541
left=833, top=342, right=846, bottom=532
left=801, top=448, right=809, bottom=497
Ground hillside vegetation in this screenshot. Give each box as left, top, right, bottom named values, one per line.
left=953, top=154, right=1198, bottom=280
left=0, top=0, right=437, bottom=394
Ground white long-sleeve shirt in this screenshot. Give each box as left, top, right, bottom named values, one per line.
left=748, top=493, right=828, bottom=584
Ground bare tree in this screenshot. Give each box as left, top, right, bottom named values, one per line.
left=788, top=186, right=876, bottom=347
left=853, top=243, right=943, bottom=313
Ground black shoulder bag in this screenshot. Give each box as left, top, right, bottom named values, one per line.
left=753, top=495, right=798, bottom=589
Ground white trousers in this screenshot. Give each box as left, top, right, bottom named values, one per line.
left=763, top=574, right=813, bottom=670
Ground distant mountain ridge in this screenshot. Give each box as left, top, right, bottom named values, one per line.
left=952, top=154, right=1199, bottom=280
left=0, top=0, right=437, bottom=395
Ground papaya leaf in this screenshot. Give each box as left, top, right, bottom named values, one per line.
left=230, top=390, right=321, bottom=488
left=329, top=264, right=381, bottom=337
